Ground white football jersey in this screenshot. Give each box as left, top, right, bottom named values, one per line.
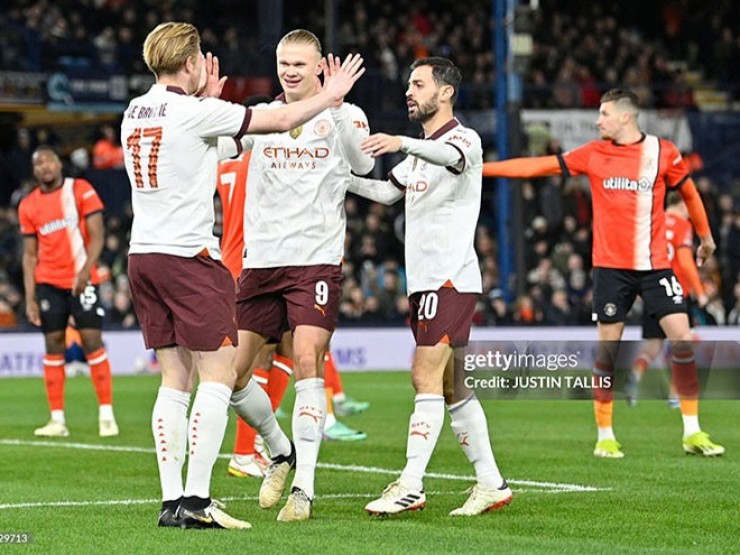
left=122, top=84, right=248, bottom=258
left=240, top=100, right=371, bottom=268
left=390, top=119, right=483, bottom=294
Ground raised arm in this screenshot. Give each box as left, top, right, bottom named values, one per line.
left=323, top=55, right=374, bottom=175
left=332, top=104, right=374, bottom=175
left=677, top=178, right=715, bottom=266
left=482, top=155, right=562, bottom=179
left=247, top=53, right=365, bottom=134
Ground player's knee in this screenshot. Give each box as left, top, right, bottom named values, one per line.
left=293, top=352, right=320, bottom=379
left=410, top=371, right=438, bottom=394
left=44, top=333, right=66, bottom=355
left=671, top=338, right=694, bottom=357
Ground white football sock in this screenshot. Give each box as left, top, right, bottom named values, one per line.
left=183, top=381, right=231, bottom=500
left=598, top=427, right=616, bottom=442
left=231, top=379, right=291, bottom=458
left=399, top=394, right=444, bottom=491
left=98, top=404, right=114, bottom=421
left=448, top=395, right=504, bottom=489
left=291, top=378, right=326, bottom=499
left=324, top=412, right=337, bottom=430
left=682, top=414, right=701, bottom=438
left=51, top=409, right=66, bottom=425
left=152, top=386, right=190, bottom=502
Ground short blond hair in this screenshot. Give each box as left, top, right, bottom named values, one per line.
left=143, top=22, right=201, bottom=76
left=277, top=29, right=322, bottom=54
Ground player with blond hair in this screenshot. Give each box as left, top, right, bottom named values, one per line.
left=122, top=22, right=364, bottom=529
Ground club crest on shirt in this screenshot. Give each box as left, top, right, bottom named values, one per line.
left=289, top=125, right=303, bottom=139
left=314, top=119, right=331, bottom=138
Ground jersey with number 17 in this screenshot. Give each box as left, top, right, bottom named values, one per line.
left=121, top=84, right=249, bottom=258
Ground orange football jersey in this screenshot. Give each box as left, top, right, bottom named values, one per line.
left=18, top=178, right=103, bottom=289
left=560, top=135, right=689, bottom=271
left=216, top=152, right=250, bottom=278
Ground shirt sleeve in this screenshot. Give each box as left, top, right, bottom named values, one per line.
left=18, top=199, right=36, bottom=236
left=399, top=137, right=464, bottom=170
left=217, top=137, right=242, bottom=160
left=347, top=175, right=404, bottom=205
left=188, top=97, right=250, bottom=140
left=678, top=219, right=694, bottom=249
left=560, top=141, right=596, bottom=177
left=75, top=179, right=104, bottom=216
left=663, top=141, right=690, bottom=189
left=332, top=103, right=374, bottom=175
left=444, top=128, right=482, bottom=174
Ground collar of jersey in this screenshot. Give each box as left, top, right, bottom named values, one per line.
left=612, top=132, right=647, bottom=147
left=421, top=118, right=459, bottom=140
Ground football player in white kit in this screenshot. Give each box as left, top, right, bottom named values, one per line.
left=121, top=22, right=365, bottom=529
left=348, top=57, right=512, bottom=516
left=228, top=29, right=374, bottom=522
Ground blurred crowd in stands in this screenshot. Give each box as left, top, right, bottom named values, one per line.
left=2, top=0, right=739, bottom=109
left=1, top=0, right=739, bottom=330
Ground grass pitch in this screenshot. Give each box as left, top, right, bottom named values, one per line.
left=1, top=372, right=738, bottom=554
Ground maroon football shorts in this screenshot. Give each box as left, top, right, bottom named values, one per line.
left=128, top=253, right=237, bottom=351
left=409, top=286, right=478, bottom=347
left=236, top=264, right=342, bottom=340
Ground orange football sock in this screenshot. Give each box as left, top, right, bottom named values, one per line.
left=86, top=347, right=113, bottom=406
left=233, top=418, right=257, bottom=456
left=323, top=352, right=344, bottom=397
left=594, top=400, right=614, bottom=429
left=593, top=360, right=614, bottom=429
left=632, top=353, right=651, bottom=378
left=671, top=351, right=699, bottom=403
left=268, top=355, right=293, bottom=412
left=43, top=353, right=66, bottom=411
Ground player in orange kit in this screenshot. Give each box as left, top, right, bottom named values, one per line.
left=19, top=146, right=118, bottom=438
left=483, top=89, right=723, bottom=458
left=626, top=193, right=709, bottom=408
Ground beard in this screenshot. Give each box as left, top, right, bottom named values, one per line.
left=408, top=93, right=439, bottom=123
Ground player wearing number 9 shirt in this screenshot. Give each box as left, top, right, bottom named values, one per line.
left=226, top=29, right=374, bottom=522
left=482, top=88, right=724, bottom=459
left=19, top=146, right=118, bottom=440
left=120, top=22, right=365, bottom=529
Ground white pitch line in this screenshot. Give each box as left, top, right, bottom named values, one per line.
left=0, top=438, right=610, bottom=495
left=0, top=490, right=569, bottom=512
